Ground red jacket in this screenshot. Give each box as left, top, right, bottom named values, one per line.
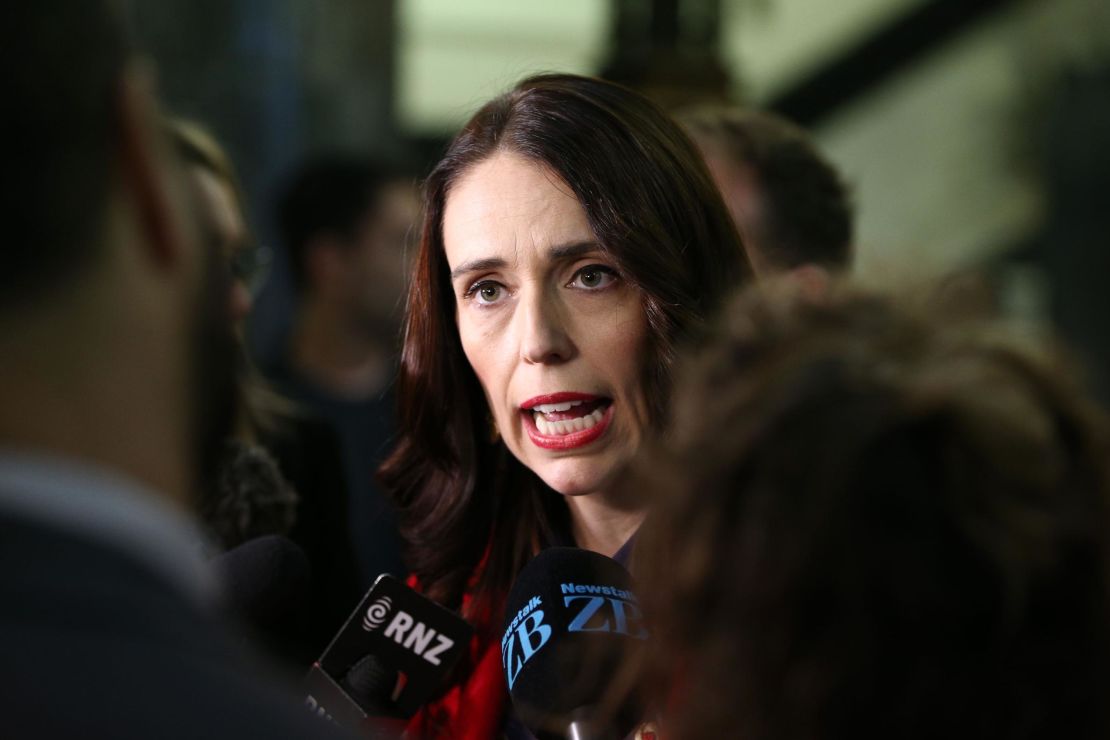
left=404, top=575, right=508, bottom=739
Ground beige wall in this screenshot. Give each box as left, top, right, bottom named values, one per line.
left=395, top=0, right=1110, bottom=285
left=813, top=0, right=1110, bottom=283
left=396, top=0, right=922, bottom=133
left=397, top=0, right=610, bottom=133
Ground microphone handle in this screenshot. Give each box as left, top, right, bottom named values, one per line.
left=564, top=707, right=620, bottom=740
left=566, top=719, right=616, bottom=740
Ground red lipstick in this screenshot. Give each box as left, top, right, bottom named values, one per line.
left=520, top=393, right=613, bottom=451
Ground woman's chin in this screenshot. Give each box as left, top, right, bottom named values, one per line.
left=504, top=420, right=641, bottom=498
left=532, top=458, right=626, bottom=499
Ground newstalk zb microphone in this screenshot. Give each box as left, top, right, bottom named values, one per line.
left=500, top=547, right=648, bottom=740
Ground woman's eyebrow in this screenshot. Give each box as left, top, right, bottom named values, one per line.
left=449, top=241, right=600, bottom=280
left=450, top=257, right=506, bottom=280
left=547, top=240, right=600, bottom=261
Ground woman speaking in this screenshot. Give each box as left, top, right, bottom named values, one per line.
left=379, top=73, right=751, bottom=737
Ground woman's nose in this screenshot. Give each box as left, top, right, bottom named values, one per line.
left=518, top=290, right=575, bottom=365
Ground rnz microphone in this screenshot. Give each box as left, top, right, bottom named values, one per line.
left=500, top=547, right=648, bottom=740
left=304, top=574, right=473, bottom=737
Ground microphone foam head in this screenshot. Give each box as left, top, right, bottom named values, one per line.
left=500, top=547, right=647, bottom=738
left=212, top=534, right=311, bottom=626
left=341, top=654, right=399, bottom=715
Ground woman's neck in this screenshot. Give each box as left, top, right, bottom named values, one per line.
left=564, top=491, right=645, bottom=558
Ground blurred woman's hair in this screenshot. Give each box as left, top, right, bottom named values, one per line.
left=629, top=281, right=1110, bottom=740
left=165, top=118, right=294, bottom=437
left=168, top=119, right=246, bottom=210
left=379, top=73, right=751, bottom=617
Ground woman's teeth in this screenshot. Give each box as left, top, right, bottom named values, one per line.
left=533, top=400, right=584, bottom=414
left=534, top=406, right=605, bottom=436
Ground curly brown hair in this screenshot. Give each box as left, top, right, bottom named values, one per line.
left=630, top=281, right=1110, bottom=740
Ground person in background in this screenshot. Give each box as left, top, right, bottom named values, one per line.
left=169, top=120, right=299, bottom=549
left=268, top=155, right=417, bottom=585
left=0, top=4, right=347, bottom=738
left=169, top=121, right=363, bottom=665
left=680, top=107, right=854, bottom=286
left=380, top=73, right=752, bottom=739
left=630, top=280, right=1110, bottom=740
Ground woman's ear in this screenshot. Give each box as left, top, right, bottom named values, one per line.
left=114, top=62, right=189, bottom=270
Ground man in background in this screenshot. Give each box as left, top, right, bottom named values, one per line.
left=268, top=156, right=417, bottom=585
left=0, top=4, right=345, bottom=737
left=681, top=107, right=855, bottom=284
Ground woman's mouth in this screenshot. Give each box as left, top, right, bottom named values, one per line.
left=520, top=393, right=614, bottom=450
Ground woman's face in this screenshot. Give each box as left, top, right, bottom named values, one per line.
left=443, top=152, right=651, bottom=497
left=188, top=165, right=252, bottom=329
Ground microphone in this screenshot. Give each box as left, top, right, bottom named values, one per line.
left=211, top=534, right=311, bottom=630
left=500, top=547, right=649, bottom=740
left=304, top=574, right=474, bottom=736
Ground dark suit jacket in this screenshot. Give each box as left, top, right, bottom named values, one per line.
left=0, top=511, right=352, bottom=739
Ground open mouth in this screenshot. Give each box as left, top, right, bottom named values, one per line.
left=520, top=393, right=614, bottom=450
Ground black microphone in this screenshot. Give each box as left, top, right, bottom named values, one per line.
left=211, top=534, right=311, bottom=629
left=500, top=547, right=648, bottom=740
left=304, top=574, right=474, bottom=737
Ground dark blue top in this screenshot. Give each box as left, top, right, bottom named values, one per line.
left=265, top=357, right=405, bottom=588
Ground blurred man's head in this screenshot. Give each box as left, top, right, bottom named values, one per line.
left=3, top=2, right=134, bottom=307
left=681, top=107, right=854, bottom=279
left=277, top=156, right=417, bottom=340
left=0, top=3, right=237, bottom=507
left=631, top=281, right=1110, bottom=740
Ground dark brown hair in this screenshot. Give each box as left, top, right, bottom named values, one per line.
left=681, top=107, right=854, bottom=271
left=632, top=281, right=1110, bottom=740
left=379, top=73, right=751, bottom=621
left=275, top=155, right=397, bottom=296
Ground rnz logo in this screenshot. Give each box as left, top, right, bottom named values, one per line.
left=304, top=696, right=335, bottom=725
left=362, top=596, right=392, bottom=631
left=382, top=611, right=455, bottom=666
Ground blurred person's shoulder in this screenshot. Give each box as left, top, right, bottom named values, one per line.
left=0, top=461, right=352, bottom=740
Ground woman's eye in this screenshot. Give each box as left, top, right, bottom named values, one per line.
left=469, top=281, right=504, bottom=304
left=569, top=265, right=617, bottom=290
